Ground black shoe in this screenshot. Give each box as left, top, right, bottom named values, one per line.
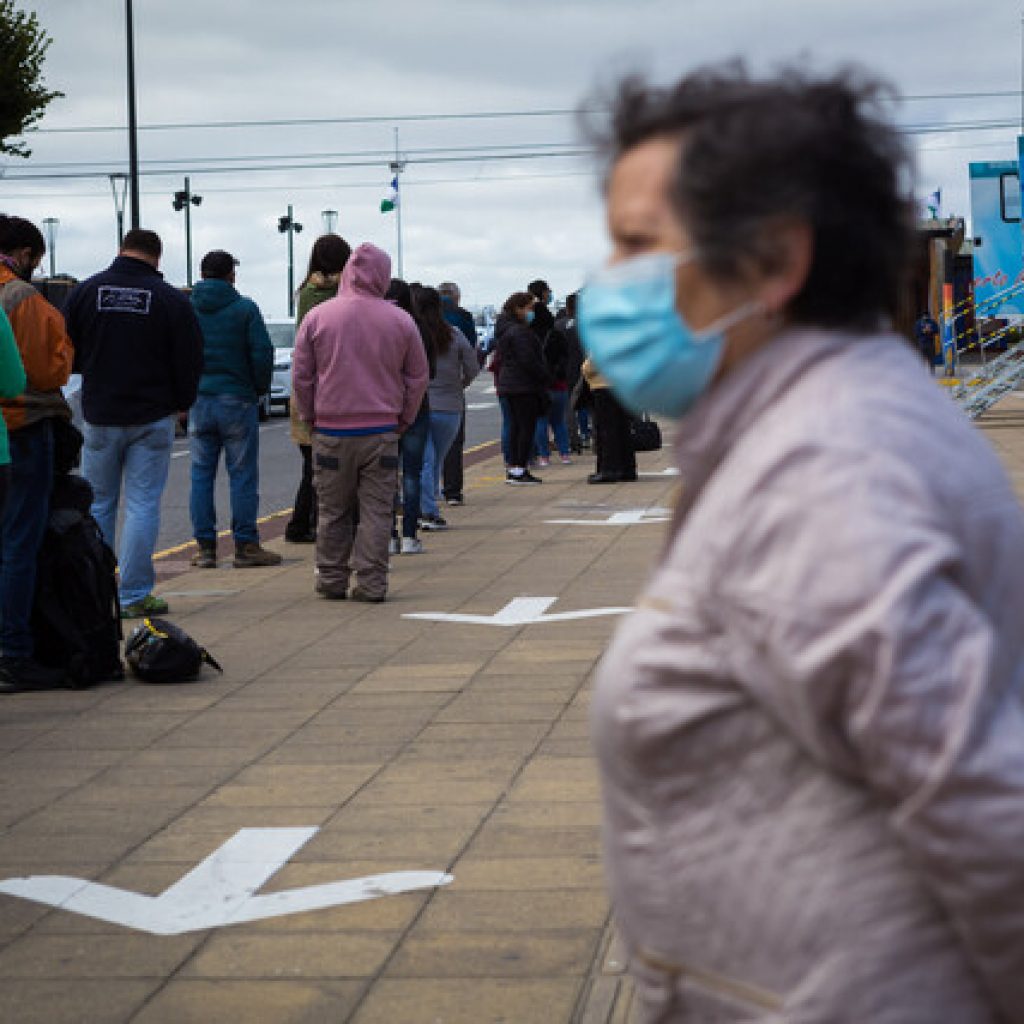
left=0, top=657, right=70, bottom=693
left=444, top=495, right=464, bottom=506
left=350, top=587, right=386, bottom=604
left=315, top=580, right=347, bottom=600
left=521, top=471, right=542, bottom=484
left=285, top=529, right=316, bottom=543
left=419, top=514, right=448, bottom=531
left=588, top=472, right=626, bottom=484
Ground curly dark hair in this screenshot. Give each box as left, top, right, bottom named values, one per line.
left=0, top=214, right=45, bottom=257
left=589, top=64, right=915, bottom=328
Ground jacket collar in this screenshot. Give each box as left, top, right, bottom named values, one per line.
left=110, top=255, right=163, bottom=278
left=670, top=328, right=858, bottom=530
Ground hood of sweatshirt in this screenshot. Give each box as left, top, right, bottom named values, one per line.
left=191, top=278, right=239, bottom=314
left=340, top=243, right=390, bottom=298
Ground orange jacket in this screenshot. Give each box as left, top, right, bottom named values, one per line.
left=0, top=264, right=73, bottom=432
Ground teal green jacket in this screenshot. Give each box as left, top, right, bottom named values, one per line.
left=190, top=279, right=273, bottom=400
left=0, top=308, right=26, bottom=465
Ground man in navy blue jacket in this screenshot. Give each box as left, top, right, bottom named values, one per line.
left=65, top=229, right=203, bottom=618
left=188, top=249, right=278, bottom=569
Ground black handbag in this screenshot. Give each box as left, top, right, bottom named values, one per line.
left=630, top=414, right=662, bottom=453
left=125, top=617, right=223, bottom=684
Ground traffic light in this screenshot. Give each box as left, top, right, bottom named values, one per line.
left=173, top=191, right=188, bottom=211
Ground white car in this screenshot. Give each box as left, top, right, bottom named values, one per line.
left=261, top=319, right=296, bottom=418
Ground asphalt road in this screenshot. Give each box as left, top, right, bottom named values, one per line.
left=154, top=373, right=503, bottom=553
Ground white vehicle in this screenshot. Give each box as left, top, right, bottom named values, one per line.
left=261, top=319, right=296, bottom=418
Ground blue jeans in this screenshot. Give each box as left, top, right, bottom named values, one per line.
left=420, top=410, right=462, bottom=518
left=189, top=395, right=260, bottom=546
left=534, top=390, right=570, bottom=458
left=0, top=420, right=53, bottom=657
left=83, top=416, right=175, bottom=606
left=400, top=406, right=429, bottom=538
left=499, top=395, right=512, bottom=465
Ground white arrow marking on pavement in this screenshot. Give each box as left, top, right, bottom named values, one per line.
left=639, top=467, right=680, bottom=477
left=545, top=508, right=671, bottom=526
left=0, top=828, right=453, bottom=936
left=466, top=402, right=497, bottom=411
left=403, top=596, right=632, bottom=627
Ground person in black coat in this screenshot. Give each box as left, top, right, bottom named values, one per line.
left=527, top=279, right=555, bottom=342
left=495, top=291, right=550, bottom=485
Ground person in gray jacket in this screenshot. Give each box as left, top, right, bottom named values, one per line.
left=414, top=285, right=478, bottom=530
left=580, top=66, right=1024, bottom=1023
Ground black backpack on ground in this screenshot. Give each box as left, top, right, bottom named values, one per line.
left=125, top=617, right=222, bottom=684
left=630, top=413, right=663, bottom=453
left=31, top=474, right=125, bottom=688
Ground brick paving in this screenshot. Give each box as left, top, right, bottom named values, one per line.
left=1, top=398, right=1021, bottom=1024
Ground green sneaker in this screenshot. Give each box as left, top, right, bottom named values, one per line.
left=121, top=594, right=169, bottom=619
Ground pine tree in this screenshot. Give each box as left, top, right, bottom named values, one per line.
left=0, top=0, right=62, bottom=158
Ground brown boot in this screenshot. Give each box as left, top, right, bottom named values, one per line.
left=233, top=542, right=282, bottom=568
left=191, top=542, right=217, bottom=568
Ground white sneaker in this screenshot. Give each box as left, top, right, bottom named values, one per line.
left=401, top=536, right=424, bottom=554
left=388, top=536, right=400, bottom=555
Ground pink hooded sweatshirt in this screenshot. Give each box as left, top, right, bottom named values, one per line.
left=291, top=243, right=428, bottom=432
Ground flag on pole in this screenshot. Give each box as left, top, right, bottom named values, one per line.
left=380, top=176, right=399, bottom=213
left=925, top=189, right=941, bottom=219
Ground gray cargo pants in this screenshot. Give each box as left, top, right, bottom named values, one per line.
left=312, top=431, right=399, bottom=600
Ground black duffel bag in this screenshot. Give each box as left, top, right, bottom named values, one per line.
left=630, top=413, right=662, bottom=453
left=125, top=618, right=223, bottom=684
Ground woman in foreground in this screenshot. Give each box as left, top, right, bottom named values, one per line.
left=581, top=66, right=1024, bottom=1023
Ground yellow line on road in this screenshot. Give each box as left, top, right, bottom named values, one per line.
left=154, top=439, right=503, bottom=561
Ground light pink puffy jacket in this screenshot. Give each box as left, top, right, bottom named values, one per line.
left=593, top=328, right=1024, bottom=1023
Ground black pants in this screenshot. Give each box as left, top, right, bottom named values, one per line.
left=442, top=411, right=465, bottom=499
left=592, top=388, right=636, bottom=478
left=506, top=393, right=545, bottom=469
left=286, top=444, right=317, bottom=538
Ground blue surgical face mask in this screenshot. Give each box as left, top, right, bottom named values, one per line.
left=525, top=309, right=536, bottom=324
left=578, top=252, right=760, bottom=418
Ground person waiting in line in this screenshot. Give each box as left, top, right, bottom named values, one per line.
left=66, top=228, right=202, bottom=620
left=0, top=215, right=63, bottom=693
left=285, top=233, right=352, bottom=543
left=188, top=249, right=280, bottom=569
left=413, top=285, right=478, bottom=530
left=292, top=243, right=428, bottom=603
left=557, top=292, right=590, bottom=452
left=0, top=309, right=26, bottom=518
left=437, top=281, right=477, bottom=506
left=494, top=291, right=549, bottom=485
left=526, top=278, right=555, bottom=343
left=532, top=308, right=573, bottom=466
left=581, top=64, right=1024, bottom=1023
left=385, top=278, right=435, bottom=554
left=583, top=352, right=636, bottom=484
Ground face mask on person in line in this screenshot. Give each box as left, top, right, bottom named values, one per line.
left=578, top=251, right=762, bottom=418
left=525, top=309, right=536, bottom=325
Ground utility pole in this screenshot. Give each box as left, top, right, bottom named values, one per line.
left=125, top=0, right=140, bottom=230
left=41, top=218, right=59, bottom=278
left=277, top=206, right=303, bottom=318
left=390, top=128, right=406, bottom=279
left=172, top=177, right=203, bottom=288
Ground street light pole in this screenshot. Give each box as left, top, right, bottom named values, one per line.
left=125, top=0, right=141, bottom=230
left=109, top=173, right=128, bottom=247
left=172, top=177, right=203, bottom=288
left=321, top=209, right=338, bottom=234
left=277, top=206, right=303, bottom=318
left=41, top=218, right=59, bottom=278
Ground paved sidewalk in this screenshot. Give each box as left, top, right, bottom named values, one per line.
left=2, top=397, right=1022, bottom=1024
left=0, top=432, right=679, bottom=1024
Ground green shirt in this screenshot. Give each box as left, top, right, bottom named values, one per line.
left=0, top=309, right=26, bottom=465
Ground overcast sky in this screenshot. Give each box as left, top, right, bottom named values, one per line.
left=2, top=0, right=1022, bottom=318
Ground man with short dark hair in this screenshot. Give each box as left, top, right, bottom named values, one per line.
left=188, top=249, right=278, bottom=568
left=437, top=281, right=477, bottom=506
left=65, top=229, right=203, bottom=618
